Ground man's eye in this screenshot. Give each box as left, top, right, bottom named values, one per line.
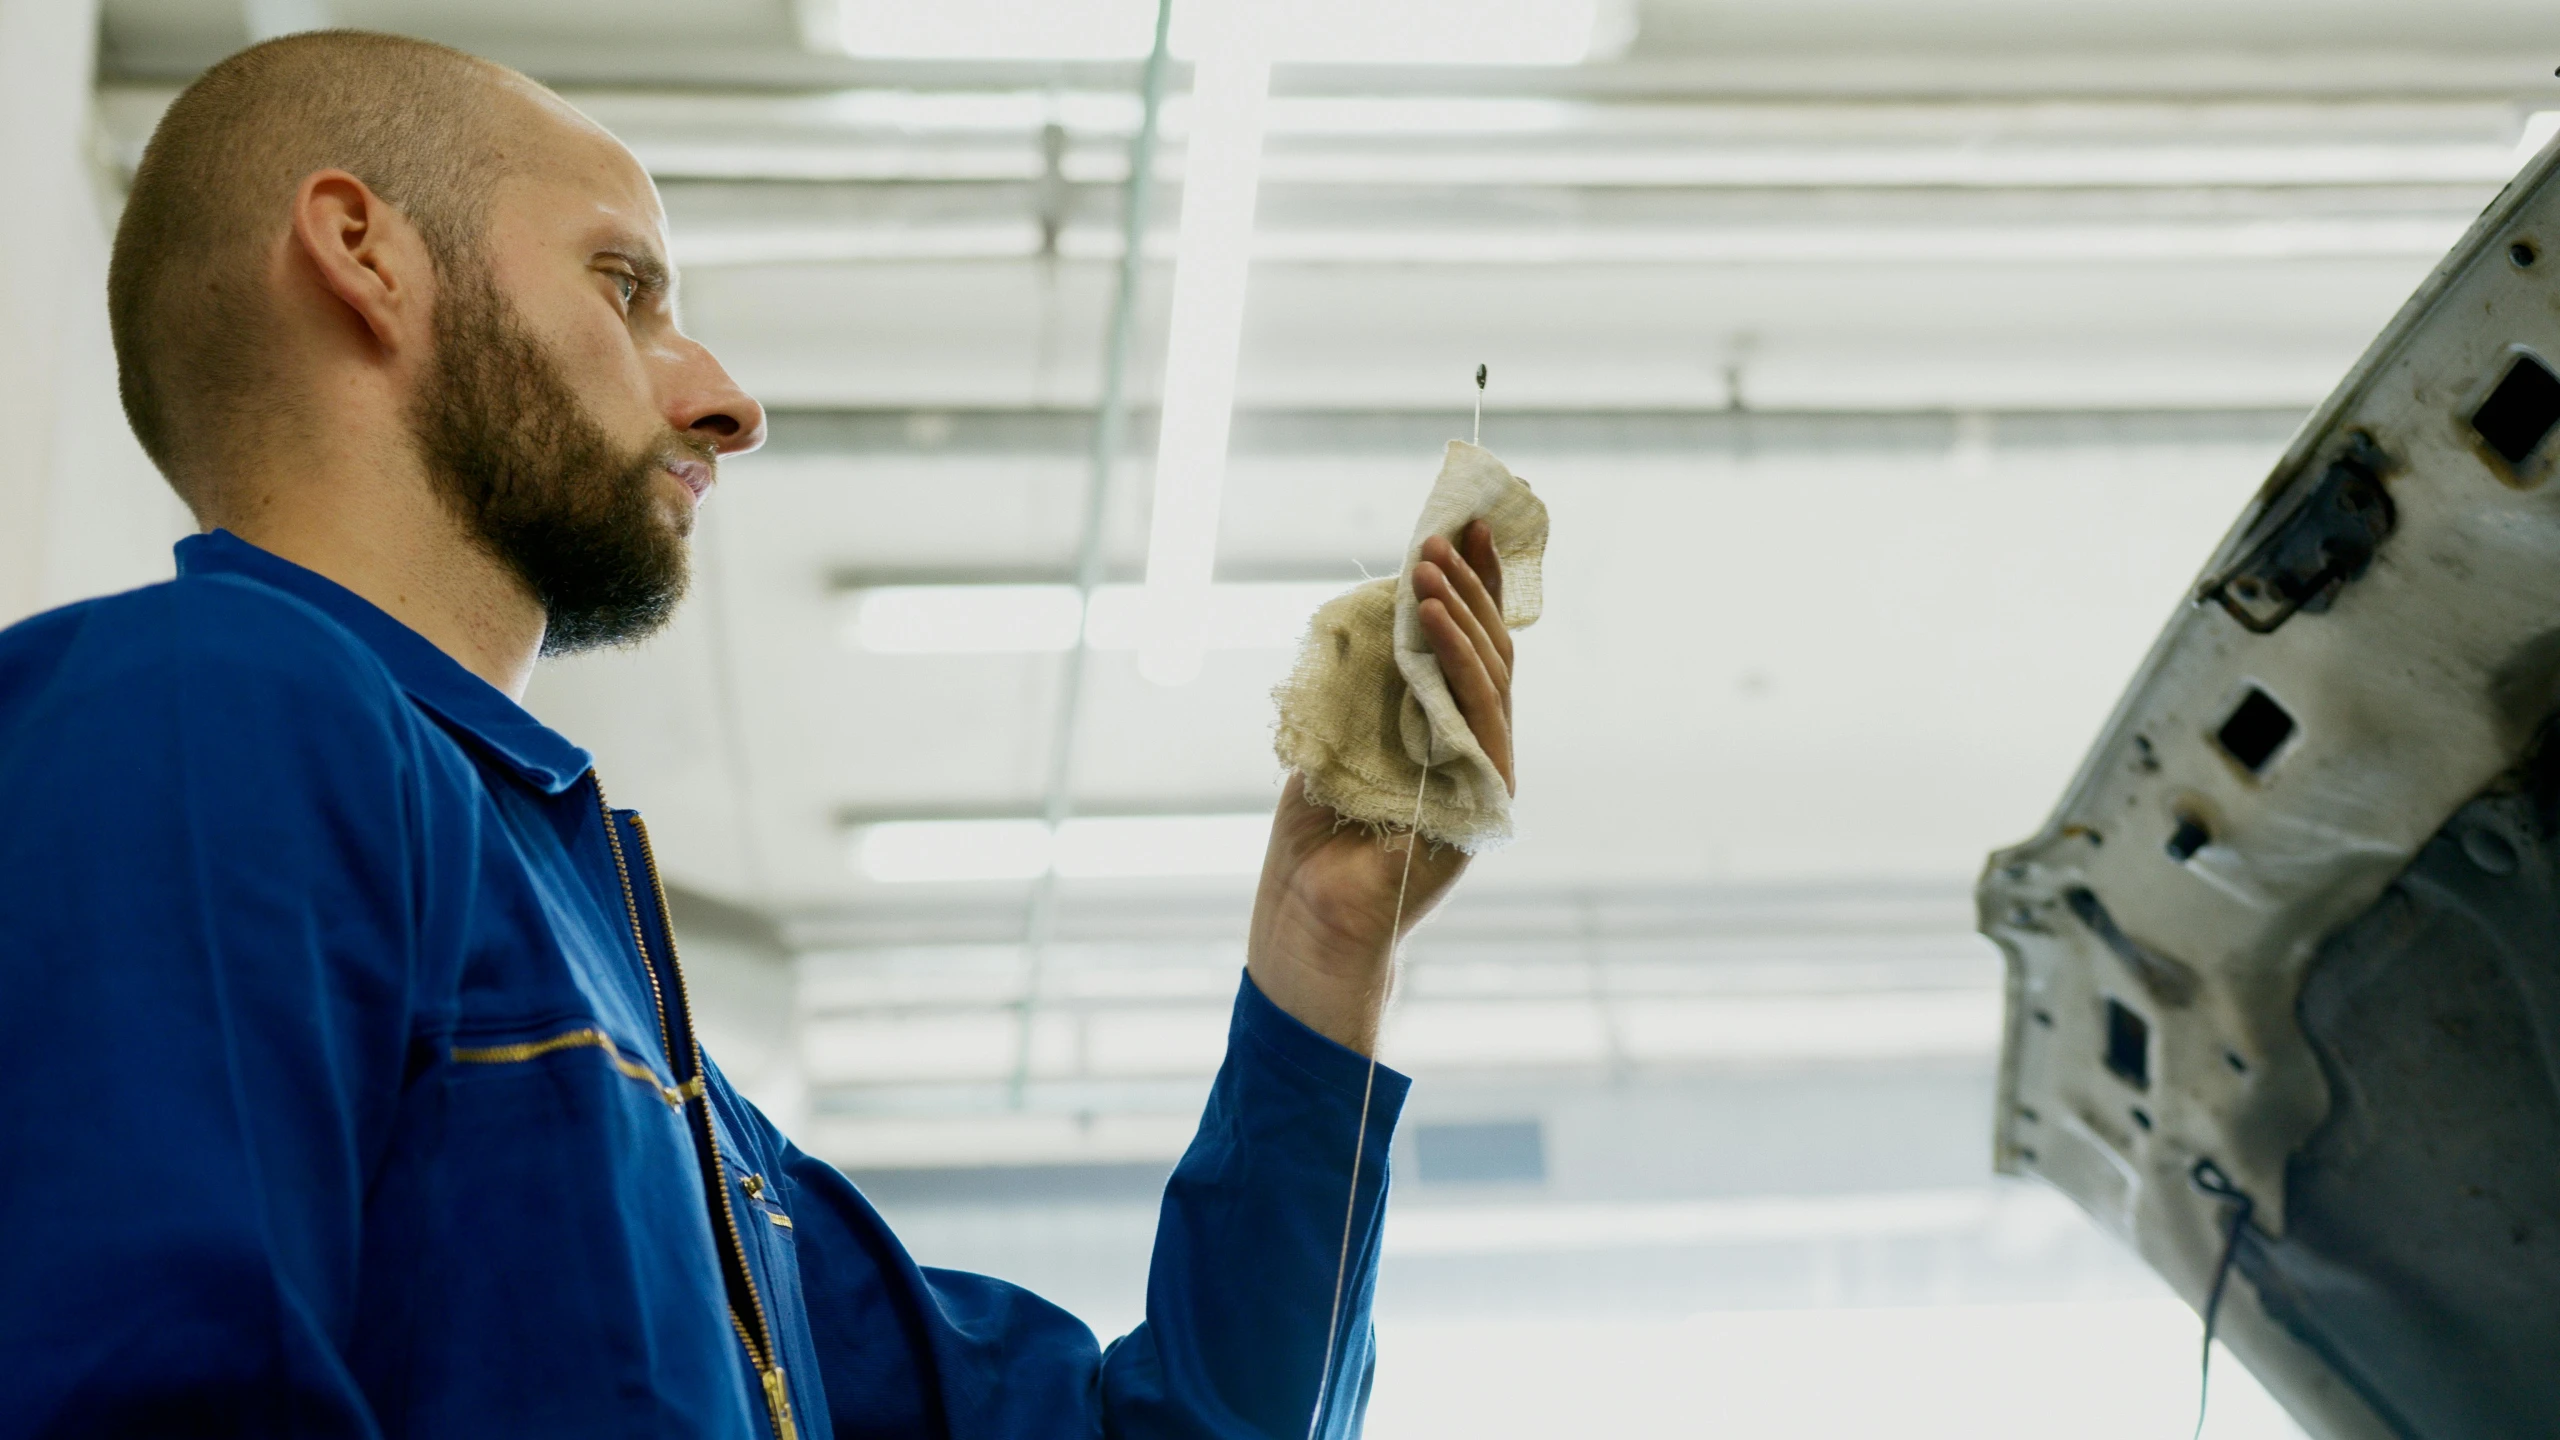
left=609, top=271, right=638, bottom=307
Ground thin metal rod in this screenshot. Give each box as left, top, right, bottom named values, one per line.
left=1308, top=739, right=1432, bottom=1439
left=1009, top=0, right=1176, bottom=1109
left=1317, top=360, right=1487, bottom=1422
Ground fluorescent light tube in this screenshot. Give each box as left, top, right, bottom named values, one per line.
left=1052, top=813, right=1270, bottom=878
left=849, top=813, right=1273, bottom=882
left=841, top=581, right=1351, bottom=655
left=855, top=819, right=1056, bottom=882
left=1266, top=0, right=1598, bottom=65
left=845, top=584, right=1087, bottom=654
left=840, top=0, right=1160, bottom=60
left=1085, top=580, right=1348, bottom=650
left=835, top=0, right=1601, bottom=64
left=1141, top=0, right=1270, bottom=689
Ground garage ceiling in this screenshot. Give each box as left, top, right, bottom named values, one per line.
left=81, top=0, right=2560, bottom=1163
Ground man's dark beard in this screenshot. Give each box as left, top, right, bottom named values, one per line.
left=408, top=266, right=698, bottom=656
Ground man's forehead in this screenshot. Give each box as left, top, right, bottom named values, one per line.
left=489, top=92, right=668, bottom=247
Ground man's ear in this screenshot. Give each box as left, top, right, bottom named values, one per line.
left=287, top=169, right=432, bottom=358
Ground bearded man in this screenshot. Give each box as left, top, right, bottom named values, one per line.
left=0, top=29, right=1520, bottom=1440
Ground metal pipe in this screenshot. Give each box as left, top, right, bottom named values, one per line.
left=1008, top=0, right=1176, bottom=1109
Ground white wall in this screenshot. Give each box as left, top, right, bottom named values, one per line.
left=0, top=0, right=191, bottom=628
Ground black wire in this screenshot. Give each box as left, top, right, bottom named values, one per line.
left=2189, top=1158, right=2255, bottom=1440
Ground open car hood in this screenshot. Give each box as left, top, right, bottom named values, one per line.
left=1980, top=138, right=2560, bottom=1438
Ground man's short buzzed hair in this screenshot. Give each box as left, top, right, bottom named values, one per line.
left=108, top=30, right=521, bottom=504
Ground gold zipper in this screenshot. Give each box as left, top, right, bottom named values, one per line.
left=761, top=1369, right=797, bottom=1439
left=630, top=812, right=795, bottom=1440
left=450, top=1026, right=692, bottom=1108
left=594, top=782, right=680, bottom=1081
left=594, top=781, right=796, bottom=1440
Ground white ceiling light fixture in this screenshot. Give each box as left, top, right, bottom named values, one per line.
left=829, top=0, right=1610, bottom=687
left=1085, top=580, right=1348, bottom=650
left=1139, top=0, right=1272, bottom=689
left=854, top=819, right=1057, bottom=883
left=850, top=813, right=1273, bottom=882
left=1052, top=813, right=1271, bottom=878
left=1254, top=0, right=1601, bottom=65
left=1135, top=0, right=1603, bottom=688
left=834, top=0, right=1605, bottom=65
left=837, top=0, right=1161, bottom=61
left=844, top=584, right=1088, bottom=654
left=842, top=580, right=1352, bottom=654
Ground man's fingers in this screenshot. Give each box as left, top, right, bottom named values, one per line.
left=1457, top=522, right=1515, bottom=720
left=1423, top=598, right=1512, bottom=787
left=1463, top=520, right=1504, bottom=612
left=1420, top=597, right=1514, bottom=790
left=1420, top=533, right=1510, bottom=668
left=1414, top=561, right=1509, bottom=693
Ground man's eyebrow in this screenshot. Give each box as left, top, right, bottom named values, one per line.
left=598, top=240, right=672, bottom=293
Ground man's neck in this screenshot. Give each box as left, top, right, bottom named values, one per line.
left=214, top=470, right=547, bottom=701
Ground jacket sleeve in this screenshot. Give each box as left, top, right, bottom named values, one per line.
left=777, top=970, right=1410, bottom=1440
left=0, top=585, right=430, bottom=1436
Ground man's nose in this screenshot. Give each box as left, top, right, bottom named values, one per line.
left=666, top=338, right=767, bottom=457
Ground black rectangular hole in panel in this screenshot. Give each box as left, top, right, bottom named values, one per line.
left=2472, top=351, right=2560, bottom=466
left=2216, top=686, right=2297, bottom=773
left=2104, top=999, right=2151, bottom=1091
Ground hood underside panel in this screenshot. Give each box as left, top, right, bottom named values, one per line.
left=2248, top=745, right=2560, bottom=1435
left=1979, top=123, right=2560, bottom=1440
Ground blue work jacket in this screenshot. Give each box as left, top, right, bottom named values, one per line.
left=0, top=530, right=1409, bottom=1439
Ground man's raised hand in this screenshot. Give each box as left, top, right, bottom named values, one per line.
left=1246, top=519, right=1515, bottom=1053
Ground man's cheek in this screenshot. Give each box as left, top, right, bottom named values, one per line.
left=579, top=366, right=661, bottom=446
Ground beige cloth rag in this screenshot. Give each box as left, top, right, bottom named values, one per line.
left=1272, top=440, right=1548, bottom=852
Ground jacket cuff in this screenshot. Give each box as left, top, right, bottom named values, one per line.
left=1231, top=968, right=1413, bottom=1121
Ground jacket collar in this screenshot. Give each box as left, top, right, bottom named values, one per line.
left=175, top=529, right=594, bottom=795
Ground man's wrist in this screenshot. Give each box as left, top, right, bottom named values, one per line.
left=1231, top=967, right=1414, bottom=1110
left=1245, top=924, right=1390, bottom=1056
